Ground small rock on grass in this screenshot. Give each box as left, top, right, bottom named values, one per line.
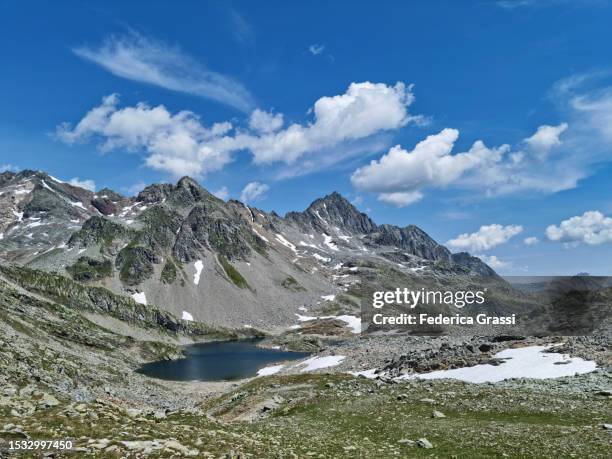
left=125, top=408, right=142, bottom=418
left=417, top=438, right=433, bottom=449
left=153, top=410, right=166, bottom=419
left=432, top=410, right=446, bottom=418
left=37, top=393, right=60, bottom=408
left=398, top=439, right=415, bottom=446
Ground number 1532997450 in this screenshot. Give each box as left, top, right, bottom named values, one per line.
left=9, top=440, right=73, bottom=450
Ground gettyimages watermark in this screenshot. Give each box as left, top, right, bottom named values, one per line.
left=360, top=274, right=612, bottom=336
left=370, top=287, right=517, bottom=326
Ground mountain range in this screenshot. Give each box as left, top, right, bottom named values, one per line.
left=0, top=169, right=497, bottom=332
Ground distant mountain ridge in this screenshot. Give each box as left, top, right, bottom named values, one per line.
left=0, top=169, right=498, bottom=330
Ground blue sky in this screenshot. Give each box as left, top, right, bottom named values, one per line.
left=2, top=0, right=612, bottom=275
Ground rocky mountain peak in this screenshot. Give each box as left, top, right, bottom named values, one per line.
left=309, top=191, right=351, bottom=210
left=136, top=183, right=174, bottom=203
left=172, top=176, right=216, bottom=206
left=287, top=191, right=377, bottom=235
left=177, top=176, right=201, bottom=190
left=135, top=177, right=215, bottom=206
left=13, top=169, right=39, bottom=179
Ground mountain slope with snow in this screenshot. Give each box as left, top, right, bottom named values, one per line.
left=0, top=170, right=503, bottom=331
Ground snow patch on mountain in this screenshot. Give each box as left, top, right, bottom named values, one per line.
left=322, top=234, right=339, bottom=251
left=132, top=292, right=147, bottom=305
left=193, top=260, right=203, bottom=285
left=275, top=234, right=297, bottom=253
left=295, top=313, right=361, bottom=334
left=70, top=201, right=87, bottom=210
left=182, top=311, right=194, bottom=321
left=252, top=227, right=269, bottom=242
left=312, top=253, right=331, bottom=263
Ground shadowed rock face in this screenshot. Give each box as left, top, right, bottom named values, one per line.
left=116, top=245, right=159, bottom=285
left=174, top=203, right=254, bottom=262
left=69, top=216, right=133, bottom=248
left=24, top=187, right=82, bottom=219
left=367, top=224, right=452, bottom=261
left=451, top=252, right=497, bottom=277
left=0, top=171, right=15, bottom=186
left=137, top=183, right=174, bottom=203
left=91, top=197, right=117, bottom=216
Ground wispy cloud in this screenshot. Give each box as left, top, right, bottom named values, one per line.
left=0, top=164, right=19, bottom=173
left=308, top=44, right=325, bottom=56
left=438, top=210, right=471, bottom=221
left=229, top=9, right=255, bottom=45
left=213, top=186, right=230, bottom=200
left=495, top=0, right=541, bottom=8
left=307, top=44, right=335, bottom=62
left=495, top=0, right=604, bottom=9
left=73, top=32, right=255, bottom=112
left=125, top=181, right=147, bottom=196
left=68, top=177, right=96, bottom=191
left=476, top=254, right=508, bottom=269
left=240, top=181, right=269, bottom=203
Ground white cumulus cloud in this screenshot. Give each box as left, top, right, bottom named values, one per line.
left=56, top=81, right=421, bottom=178
left=351, top=123, right=581, bottom=205
left=545, top=211, right=612, bottom=245
left=68, top=177, right=96, bottom=191
left=523, top=236, right=539, bottom=246
left=240, top=181, right=269, bottom=203
left=56, top=94, right=235, bottom=177
left=73, top=33, right=254, bottom=112
left=351, top=128, right=506, bottom=202
left=447, top=224, right=523, bottom=252
left=245, top=81, right=420, bottom=164
left=524, top=123, right=568, bottom=157
left=249, top=109, right=283, bottom=133
left=476, top=254, right=508, bottom=269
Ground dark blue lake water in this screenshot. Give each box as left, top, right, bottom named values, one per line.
left=136, top=340, right=310, bottom=381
